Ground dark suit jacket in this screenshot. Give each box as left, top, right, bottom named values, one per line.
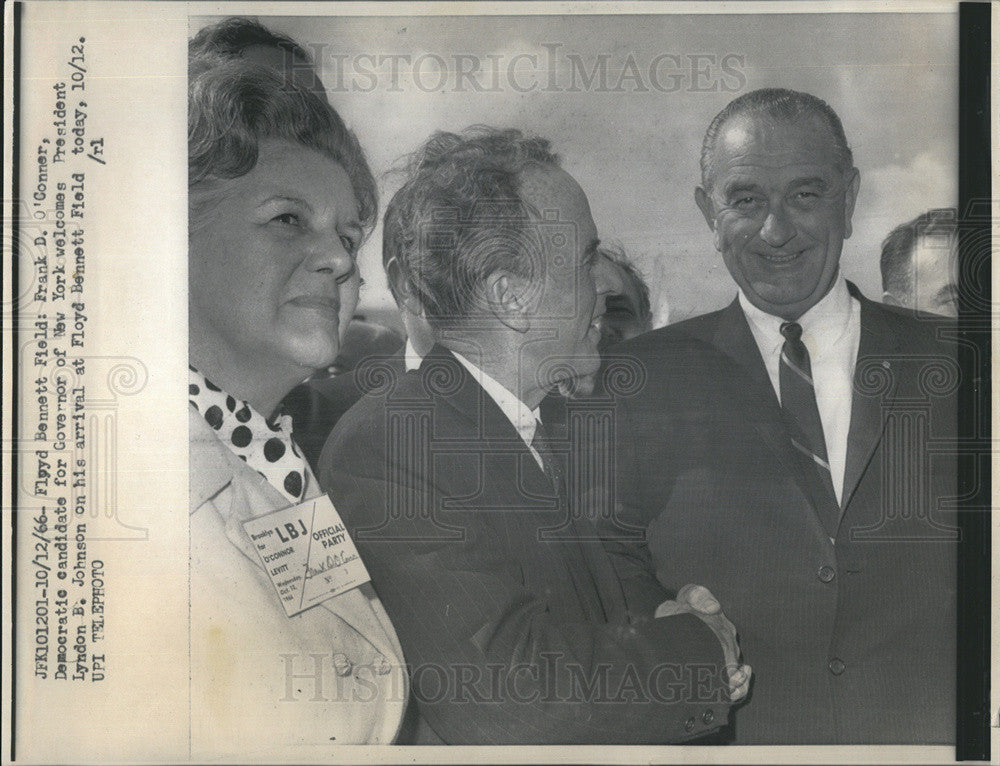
left=289, top=349, right=569, bottom=474
left=319, top=346, right=732, bottom=745
left=601, top=284, right=957, bottom=744
left=285, top=351, right=407, bottom=471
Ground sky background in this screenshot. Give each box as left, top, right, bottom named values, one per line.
left=196, top=10, right=958, bottom=328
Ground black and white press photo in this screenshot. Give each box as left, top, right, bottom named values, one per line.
left=5, top=2, right=991, bottom=764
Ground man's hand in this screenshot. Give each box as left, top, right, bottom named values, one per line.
left=655, top=584, right=751, bottom=701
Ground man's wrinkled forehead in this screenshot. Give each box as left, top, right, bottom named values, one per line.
left=705, top=113, right=847, bottom=187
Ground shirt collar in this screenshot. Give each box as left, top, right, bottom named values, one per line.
left=404, top=337, right=423, bottom=372
left=189, top=406, right=237, bottom=513
left=739, top=274, right=854, bottom=351
left=450, top=351, right=541, bottom=447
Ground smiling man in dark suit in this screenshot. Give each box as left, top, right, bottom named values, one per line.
left=319, top=126, right=750, bottom=744
left=602, top=88, right=958, bottom=744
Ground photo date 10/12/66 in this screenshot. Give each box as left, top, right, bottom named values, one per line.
left=30, top=497, right=106, bottom=684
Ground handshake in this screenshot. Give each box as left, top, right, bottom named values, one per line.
left=656, top=584, right=752, bottom=702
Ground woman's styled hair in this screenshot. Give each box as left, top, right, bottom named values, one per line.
left=187, top=55, right=377, bottom=232
left=189, top=16, right=314, bottom=69
left=382, top=126, right=560, bottom=325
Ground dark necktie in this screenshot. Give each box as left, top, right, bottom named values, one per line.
left=530, top=418, right=566, bottom=503
left=779, top=321, right=841, bottom=537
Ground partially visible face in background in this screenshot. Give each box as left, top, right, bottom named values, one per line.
left=598, top=260, right=652, bottom=352
left=908, top=233, right=958, bottom=317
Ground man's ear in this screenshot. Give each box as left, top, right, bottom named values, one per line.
left=387, top=257, right=426, bottom=318
left=484, top=271, right=530, bottom=333
left=400, top=292, right=425, bottom=318
left=843, top=167, right=861, bottom=239
left=386, top=257, right=408, bottom=299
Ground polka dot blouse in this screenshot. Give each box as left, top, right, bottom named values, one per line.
left=189, top=367, right=308, bottom=505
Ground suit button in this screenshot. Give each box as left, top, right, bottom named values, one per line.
left=374, top=654, right=392, bottom=675
left=818, top=565, right=836, bottom=583
left=332, top=653, right=353, bottom=677
left=702, top=709, right=714, bottom=725
left=684, top=717, right=696, bottom=732
left=828, top=657, right=846, bottom=675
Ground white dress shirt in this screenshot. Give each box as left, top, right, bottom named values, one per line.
left=403, top=337, right=423, bottom=372
left=451, top=351, right=545, bottom=470
left=738, top=276, right=861, bottom=505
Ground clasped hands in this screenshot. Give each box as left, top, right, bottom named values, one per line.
left=655, top=584, right=751, bottom=702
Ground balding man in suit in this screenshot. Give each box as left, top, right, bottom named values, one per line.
left=319, top=126, right=750, bottom=744
left=602, top=88, right=957, bottom=744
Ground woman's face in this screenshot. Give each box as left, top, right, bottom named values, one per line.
left=190, top=139, right=362, bottom=378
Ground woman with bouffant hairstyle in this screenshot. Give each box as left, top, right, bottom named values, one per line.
left=186, top=24, right=406, bottom=756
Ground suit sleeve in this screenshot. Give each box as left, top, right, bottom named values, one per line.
left=319, top=405, right=730, bottom=745
left=591, top=383, right=681, bottom=618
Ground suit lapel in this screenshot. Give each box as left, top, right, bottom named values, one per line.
left=189, top=407, right=236, bottom=513
left=422, top=346, right=539, bottom=459
left=422, top=348, right=622, bottom=618
left=711, top=298, right=776, bottom=401
left=696, top=300, right=848, bottom=547
left=193, top=415, right=400, bottom=661
left=709, top=301, right=837, bottom=519
left=840, top=291, right=902, bottom=514
left=420, top=346, right=557, bottom=514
